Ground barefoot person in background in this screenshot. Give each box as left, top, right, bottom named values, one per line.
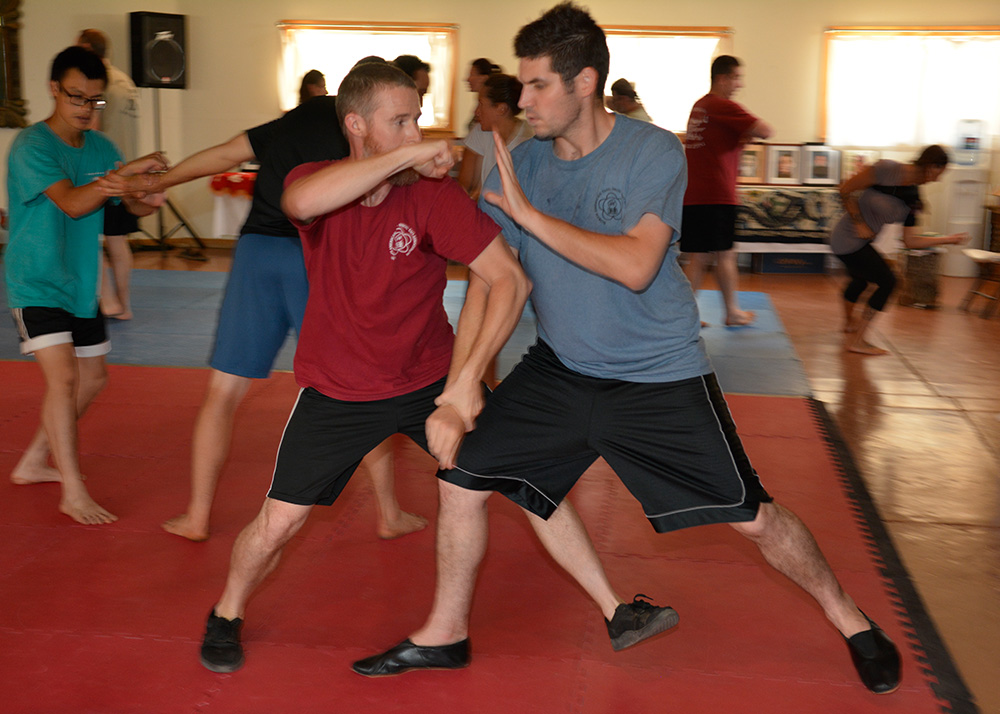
left=99, top=59, right=427, bottom=542
left=682, top=55, right=772, bottom=327
left=6, top=47, right=164, bottom=523
left=833, top=144, right=966, bottom=355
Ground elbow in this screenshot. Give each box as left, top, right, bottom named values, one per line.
left=281, top=190, right=310, bottom=223
left=622, top=266, right=657, bottom=292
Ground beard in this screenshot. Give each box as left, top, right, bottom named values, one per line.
left=364, top=135, right=421, bottom=187
left=388, top=167, right=420, bottom=186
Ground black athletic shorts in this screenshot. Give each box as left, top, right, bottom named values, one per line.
left=679, top=204, right=737, bottom=253
left=11, top=307, right=110, bottom=357
left=440, top=341, right=772, bottom=533
left=104, top=200, right=139, bottom=236
left=267, top=378, right=445, bottom=506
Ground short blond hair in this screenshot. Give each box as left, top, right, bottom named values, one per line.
left=336, top=63, right=416, bottom=131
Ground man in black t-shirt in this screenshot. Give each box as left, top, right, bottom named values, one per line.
left=99, top=95, right=427, bottom=543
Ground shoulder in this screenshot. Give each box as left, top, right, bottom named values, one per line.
left=615, top=116, right=684, bottom=159
left=107, top=65, right=137, bottom=89
left=13, top=123, right=49, bottom=148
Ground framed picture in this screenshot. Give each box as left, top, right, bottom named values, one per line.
left=737, top=144, right=766, bottom=184
left=841, top=149, right=880, bottom=181
left=802, top=146, right=840, bottom=185
left=766, top=144, right=801, bottom=185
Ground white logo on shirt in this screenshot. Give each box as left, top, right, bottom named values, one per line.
left=389, top=223, right=418, bottom=260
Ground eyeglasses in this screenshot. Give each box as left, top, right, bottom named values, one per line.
left=58, top=84, right=107, bottom=110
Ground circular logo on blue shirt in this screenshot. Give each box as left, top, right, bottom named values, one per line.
left=594, top=188, right=626, bottom=224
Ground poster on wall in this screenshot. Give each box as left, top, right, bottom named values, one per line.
left=802, top=146, right=840, bottom=186
left=766, top=144, right=801, bottom=185
left=737, top=144, right=766, bottom=184
left=840, top=149, right=880, bottom=181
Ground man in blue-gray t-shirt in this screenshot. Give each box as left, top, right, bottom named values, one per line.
left=355, top=3, right=900, bottom=696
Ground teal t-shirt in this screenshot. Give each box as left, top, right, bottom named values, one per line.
left=5, top=122, right=123, bottom=317
left=480, top=114, right=712, bottom=383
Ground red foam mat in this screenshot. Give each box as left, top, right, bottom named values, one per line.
left=0, top=361, right=970, bottom=713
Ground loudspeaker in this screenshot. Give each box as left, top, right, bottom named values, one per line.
left=130, top=12, right=187, bottom=89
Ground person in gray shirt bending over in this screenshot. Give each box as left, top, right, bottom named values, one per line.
left=833, top=145, right=965, bottom=355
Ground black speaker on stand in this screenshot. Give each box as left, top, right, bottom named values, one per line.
left=129, top=11, right=206, bottom=261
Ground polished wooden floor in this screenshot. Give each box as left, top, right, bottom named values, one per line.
left=135, top=246, right=1000, bottom=713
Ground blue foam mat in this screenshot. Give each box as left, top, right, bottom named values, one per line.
left=0, top=267, right=808, bottom=396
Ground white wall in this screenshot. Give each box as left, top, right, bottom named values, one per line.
left=3, top=0, right=998, bottom=239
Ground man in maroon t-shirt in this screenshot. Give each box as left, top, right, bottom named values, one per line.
left=681, top=55, right=772, bottom=326
left=197, top=62, right=530, bottom=674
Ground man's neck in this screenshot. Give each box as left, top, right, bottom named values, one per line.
left=553, top=105, right=616, bottom=161
left=44, top=114, right=84, bottom=148
left=361, top=182, right=391, bottom=207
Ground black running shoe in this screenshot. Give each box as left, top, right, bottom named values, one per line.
left=200, top=609, right=245, bottom=673
left=605, top=594, right=679, bottom=651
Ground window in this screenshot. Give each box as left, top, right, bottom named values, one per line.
left=603, top=26, right=732, bottom=132
left=823, top=28, right=1000, bottom=147
left=277, top=21, right=457, bottom=132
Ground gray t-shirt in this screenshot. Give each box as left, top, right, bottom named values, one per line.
left=480, top=115, right=711, bottom=383
left=830, top=160, right=912, bottom=255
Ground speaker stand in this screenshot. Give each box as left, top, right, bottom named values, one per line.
left=135, top=87, right=207, bottom=261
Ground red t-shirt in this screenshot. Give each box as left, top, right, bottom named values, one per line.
left=285, top=161, right=500, bottom=400
left=683, top=93, right=759, bottom=206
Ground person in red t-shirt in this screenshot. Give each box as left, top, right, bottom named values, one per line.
left=197, top=61, right=530, bottom=675
left=681, top=55, right=772, bottom=326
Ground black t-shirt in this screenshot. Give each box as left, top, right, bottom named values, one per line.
left=241, top=96, right=349, bottom=237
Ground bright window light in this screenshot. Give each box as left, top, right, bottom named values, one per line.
left=604, top=28, right=730, bottom=132
left=277, top=21, right=457, bottom=131
left=825, top=29, right=1000, bottom=147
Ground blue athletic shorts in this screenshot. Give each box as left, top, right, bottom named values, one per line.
left=210, top=233, right=308, bottom=378
left=440, top=340, right=772, bottom=533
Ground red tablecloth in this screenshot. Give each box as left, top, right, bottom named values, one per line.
left=210, top=172, right=256, bottom=198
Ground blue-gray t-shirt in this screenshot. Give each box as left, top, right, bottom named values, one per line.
left=479, top=115, right=711, bottom=383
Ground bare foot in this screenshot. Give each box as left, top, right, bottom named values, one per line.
left=162, top=513, right=210, bottom=542
left=377, top=511, right=428, bottom=540
left=60, top=494, right=118, bottom=525
left=101, top=298, right=125, bottom=318
left=725, top=310, right=756, bottom=327
left=11, top=460, right=62, bottom=485
left=847, top=339, right=889, bottom=355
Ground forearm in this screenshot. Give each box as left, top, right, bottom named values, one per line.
left=902, top=227, right=963, bottom=249
left=150, top=134, right=254, bottom=192
left=520, top=210, right=667, bottom=291
left=47, top=181, right=108, bottom=219
left=447, top=271, right=528, bottom=390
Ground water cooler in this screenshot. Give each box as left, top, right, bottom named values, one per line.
left=940, top=120, right=990, bottom=276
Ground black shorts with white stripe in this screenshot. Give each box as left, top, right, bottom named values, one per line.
left=440, top=340, right=772, bottom=533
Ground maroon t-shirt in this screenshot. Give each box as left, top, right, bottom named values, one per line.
left=286, top=160, right=500, bottom=400
left=683, top=93, right=759, bottom=206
